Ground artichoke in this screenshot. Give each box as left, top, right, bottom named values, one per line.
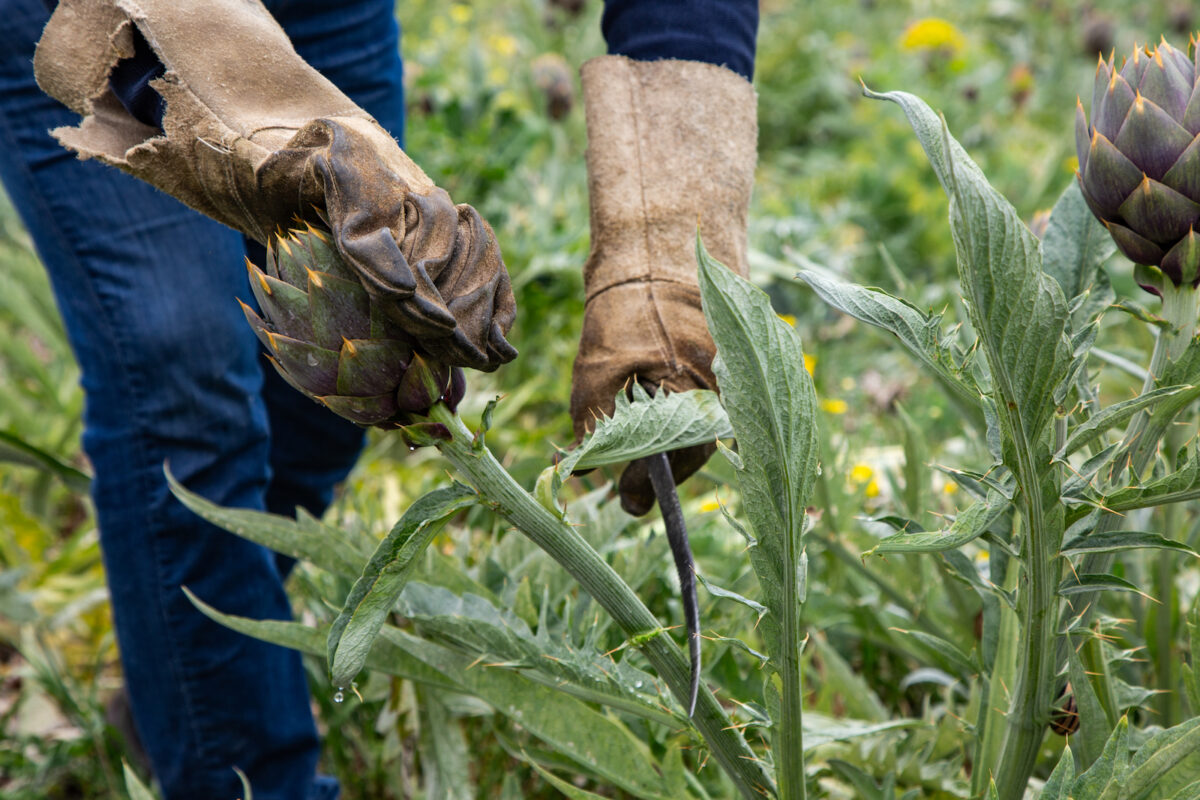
left=1076, top=37, right=1200, bottom=293
left=240, top=226, right=464, bottom=432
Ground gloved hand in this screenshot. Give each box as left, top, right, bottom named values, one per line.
left=569, top=56, right=757, bottom=515
left=34, top=0, right=515, bottom=371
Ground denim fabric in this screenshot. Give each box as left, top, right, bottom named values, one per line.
left=602, top=0, right=759, bottom=80
left=0, top=1, right=404, bottom=798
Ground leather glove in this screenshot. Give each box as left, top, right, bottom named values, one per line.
left=569, top=56, right=757, bottom=515
left=34, top=0, right=515, bottom=371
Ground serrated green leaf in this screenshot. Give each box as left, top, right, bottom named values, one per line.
left=399, top=582, right=678, bottom=727
left=1067, top=639, right=1111, bottom=768
left=795, top=267, right=978, bottom=410
left=1060, top=530, right=1198, bottom=558
left=418, top=688, right=474, bottom=800
left=1041, top=745, right=1076, bottom=800
left=123, top=762, right=158, bottom=800
left=327, top=483, right=477, bottom=687
left=166, top=467, right=366, bottom=577
left=865, top=88, right=1070, bottom=445
left=1124, top=717, right=1200, bottom=800
left=801, top=711, right=920, bottom=750
left=1060, top=386, right=1188, bottom=459
left=528, top=762, right=611, bottom=800
left=1071, top=716, right=1131, bottom=800
left=553, top=385, right=732, bottom=480
left=868, top=491, right=1006, bottom=554
left=699, top=238, right=817, bottom=797
left=185, top=588, right=673, bottom=796
left=1041, top=179, right=1116, bottom=304
left=695, top=572, right=767, bottom=618
left=892, top=628, right=977, bottom=679
left=1103, top=449, right=1200, bottom=511
left=1057, top=574, right=1147, bottom=598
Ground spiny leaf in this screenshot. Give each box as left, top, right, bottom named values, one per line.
left=550, top=385, right=732, bottom=497
left=1060, top=385, right=1188, bottom=458
left=867, top=491, right=1007, bottom=555
left=327, top=483, right=477, bottom=687
left=795, top=266, right=979, bottom=411
left=865, top=87, right=1071, bottom=445
left=1060, top=530, right=1198, bottom=557
left=166, top=466, right=367, bottom=577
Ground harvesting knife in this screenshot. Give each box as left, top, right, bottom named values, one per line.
left=645, top=450, right=701, bottom=717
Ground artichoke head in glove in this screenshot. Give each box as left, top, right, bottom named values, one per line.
left=242, top=226, right=464, bottom=436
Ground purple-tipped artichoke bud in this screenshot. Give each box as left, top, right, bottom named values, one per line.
left=1075, top=36, right=1200, bottom=295
left=241, top=226, right=467, bottom=428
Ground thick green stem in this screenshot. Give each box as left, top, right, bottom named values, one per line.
left=992, top=429, right=1061, bottom=800
left=777, top=520, right=807, bottom=800
left=427, top=405, right=775, bottom=799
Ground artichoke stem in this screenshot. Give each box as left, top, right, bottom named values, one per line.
left=422, top=402, right=776, bottom=800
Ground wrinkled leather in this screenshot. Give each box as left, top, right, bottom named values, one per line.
left=34, top=0, right=515, bottom=371
left=569, top=56, right=757, bottom=515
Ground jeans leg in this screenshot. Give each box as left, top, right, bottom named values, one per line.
left=0, top=1, right=400, bottom=798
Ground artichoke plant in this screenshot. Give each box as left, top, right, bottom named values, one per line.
left=1076, top=36, right=1200, bottom=293
left=240, top=226, right=464, bottom=432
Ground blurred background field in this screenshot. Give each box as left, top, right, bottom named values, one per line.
left=1, top=1, right=1194, bottom=797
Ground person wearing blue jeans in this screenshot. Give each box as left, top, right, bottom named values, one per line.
left=8, top=1, right=758, bottom=798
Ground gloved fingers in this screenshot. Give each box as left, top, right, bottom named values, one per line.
left=285, top=118, right=517, bottom=371
left=618, top=443, right=716, bottom=517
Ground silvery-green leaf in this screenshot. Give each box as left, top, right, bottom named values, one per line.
left=867, top=491, right=1006, bottom=554
left=417, top=688, right=474, bottom=800
left=1060, top=386, right=1188, bottom=458
left=801, top=711, right=920, bottom=750
left=1041, top=179, right=1117, bottom=304
left=1103, top=445, right=1200, bottom=511
left=795, top=266, right=979, bottom=411
left=865, top=88, right=1071, bottom=445
left=699, top=237, right=817, bottom=795
left=555, top=384, right=731, bottom=478
left=1041, top=746, right=1075, bottom=800
left=1123, top=717, right=1200, bottom=800
left=1068, top=638, right=1112, bottom=767
left=1057, top=573, right=1147, bottom=597
left=1060, top=530, right=1198, bottom=557
left=327, top=483, right=477, bottom=687
left=1071, top=716, right=1131, bottom=799
left=123, top=763, right=157, bottom=800
left=166, top=467, right=367, bottom=577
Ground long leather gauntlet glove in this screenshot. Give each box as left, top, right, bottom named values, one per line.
left=569, top=56, right=757, bottom=515
left=34, top=0, right=515, bottom=370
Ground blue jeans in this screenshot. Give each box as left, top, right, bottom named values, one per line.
left=0, top=1, right=404, bottom=798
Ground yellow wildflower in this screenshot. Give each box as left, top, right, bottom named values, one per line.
left=778, top=313, right=796, bottom=327
left=488, top=33, right=518, bottom=57
left=900, top=18, right=966, bottom=55
left=849, top=463, right=874, bottom=484
left=449, top=4, right=472, bottom=23
left=944, top=481, right=959, bottom=495
left=803, top=353, right=816, bottom=375
left=821, top=398, right=848, bottom=414
left=700, top=499, right=721, bottom=513
left=865, top=480, right=881, bottom=499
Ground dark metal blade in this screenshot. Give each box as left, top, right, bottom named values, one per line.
left=646, top=450, right=700, bottom=717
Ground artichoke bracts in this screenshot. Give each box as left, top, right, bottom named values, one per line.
left=240, top=226, right=464, bottom=432
left=1076, top=37, right=1200, bottom=294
